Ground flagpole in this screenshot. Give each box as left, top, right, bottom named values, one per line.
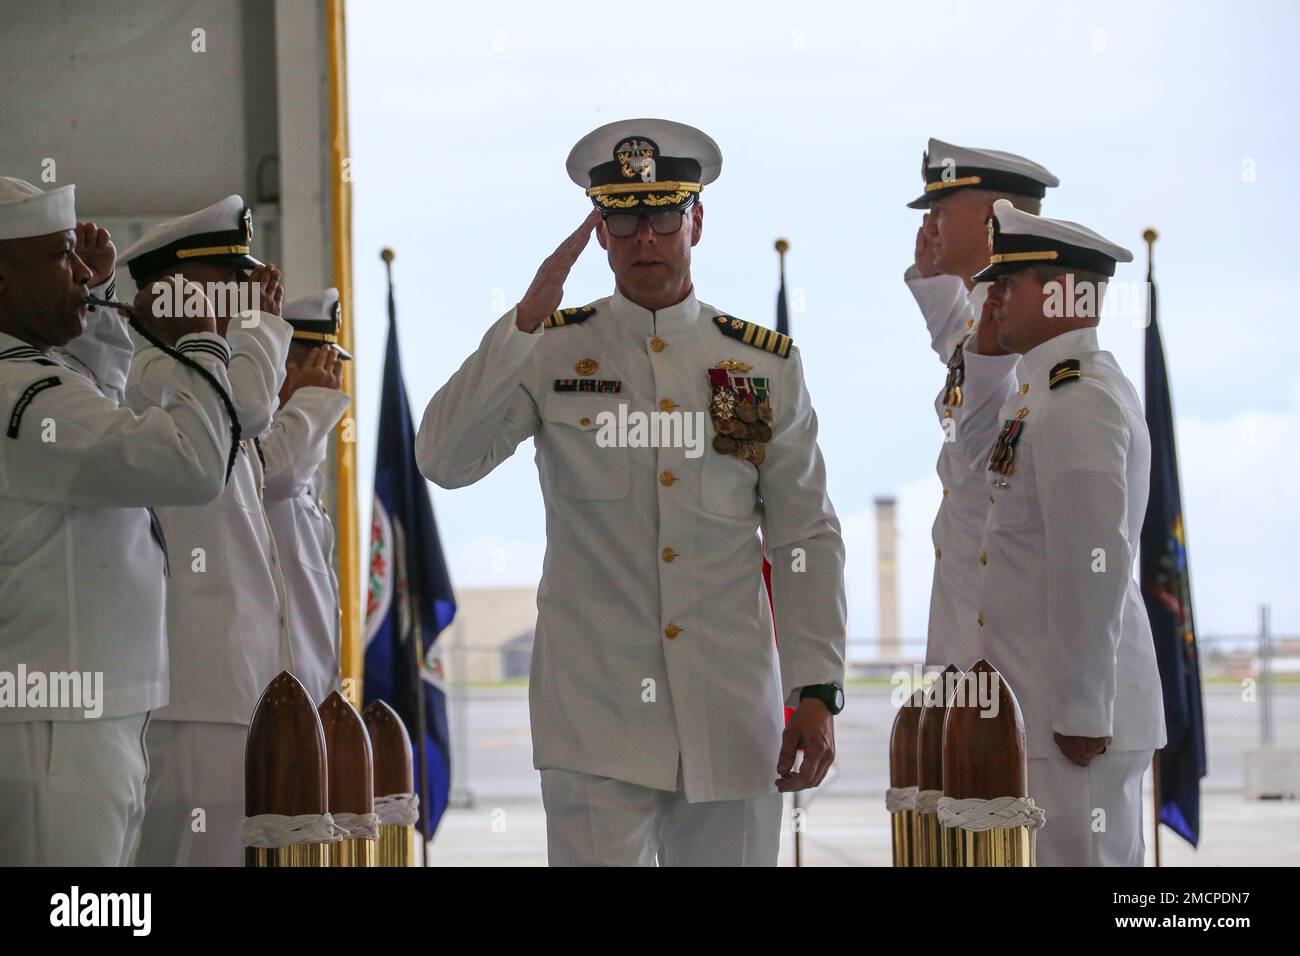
left=382, top=247, right=434, bottom=866
left=775, top=237, right=788, bottom=282
left=1144, top=226, right=1163, bottom=869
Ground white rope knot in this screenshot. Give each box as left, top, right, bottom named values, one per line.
left=241, top=812, right=341, bottom=848
left=884, top=786, right=917, bottom=813
left=914, top=788, right=943, bottom=815
left=333, top=811, right=381, bottom=841
left=936, top=795, right=1046, bottom=831
left=374, top=792, right=420, bottom=827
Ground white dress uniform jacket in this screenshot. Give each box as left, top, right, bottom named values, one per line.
left=0, top=323, right=234, bottom=722
left=125, top=312, right=293, bottom=724
left=974, top=327, right=1167, bottom=759
left=260, top=386, right=351, bottom=704
left=417, top=290, right=846, bottom=803
left=905, top=269, right=1020, bottom=668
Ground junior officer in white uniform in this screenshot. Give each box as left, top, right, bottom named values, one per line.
left=261, top=289, right=351, bottom=704
left=121, top=197, right=294, bottom=867
left=974, top=200, right=1166, bottom=865
left=0, top=178, right=236, bottom=865
left=903, top=139, right=1057, bottom=669
left=417, top=120, right=847, bottom=866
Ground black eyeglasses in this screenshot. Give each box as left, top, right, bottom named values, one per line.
left=602, top=201, right=694, bottom=239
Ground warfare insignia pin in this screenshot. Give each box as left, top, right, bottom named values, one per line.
left=574, top=358, right=598, bottom=376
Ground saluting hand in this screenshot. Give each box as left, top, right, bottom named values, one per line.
left=249, top=263, right=284, bottom=316
left=283, top=346, right=343, bottom=401
left=516, top=210, right=601, bottom=333
left=914, top=213, right=941, bottom=278
left=74, top=222, right=116, bottom=288
left=775, top=698, right=836, bottom=792
left=1054, top=732, right=1113, bottom=768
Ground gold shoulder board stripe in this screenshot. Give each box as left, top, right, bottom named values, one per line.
left=712, top=314, right=793, bottom=358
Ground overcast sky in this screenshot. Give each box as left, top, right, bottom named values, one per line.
left=344, top=0, right=1300, bottom=653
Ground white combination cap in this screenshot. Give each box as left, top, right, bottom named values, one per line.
left=121, top=194, right=263, bottom=282
left=908, top=137, right=1059, bottom=209
left=567, top=118, right=722, bottom=213
left=973, top=198, right=1134, bottom=281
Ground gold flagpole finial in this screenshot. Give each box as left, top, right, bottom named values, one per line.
left=380, top=247, right=395, bottom=263
left=1142, top=228, right=1158, bottom=246
left=774, top=237, right=789, bottom=256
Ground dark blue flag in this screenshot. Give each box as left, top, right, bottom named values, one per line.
left=1139, top=238, right=1208, bottom=847
left=364, top=257, right=456, bottom=840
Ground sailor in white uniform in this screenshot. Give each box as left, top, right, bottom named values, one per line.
left=0, top=178, right=235, bottom=866
left=121, top=196, right=294, bottom=867
left=973, top=200, right=1167, bottom=865
left=417, top=119, right=847, bottom=866
left=260, top=289, right=351, bottom=705
left=903, top=139, right=1058, bottom=669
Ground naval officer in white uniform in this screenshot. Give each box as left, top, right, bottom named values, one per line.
left=974, top=200, right=1166, bottom=865
left=903, top=139, right=1057, bottom=669
left=261, top=289, right=351, bottom=705
left=417, top=119, right=847, bottom=866
left=121, top=196, right=294, bottom=866
left=0, top=178, right=235, bottom=865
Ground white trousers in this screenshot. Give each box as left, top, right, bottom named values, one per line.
left=135, top=720, right=246, bottom=867
left=0, top=714, right=149, bottom=866
left=540, top=764, right=783, bottom=866
left=1028, top=747, right=1151, bottom=867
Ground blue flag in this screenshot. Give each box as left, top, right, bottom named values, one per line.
left=364, top=265, right=456, bottom=840
left=1139, top=244, right=1208, bottom=847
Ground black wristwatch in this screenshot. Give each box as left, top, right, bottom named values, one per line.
left=799, top=683, right=845, bottom=715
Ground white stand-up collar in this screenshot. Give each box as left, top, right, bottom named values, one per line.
left=608, top=287, right=700, bottom=338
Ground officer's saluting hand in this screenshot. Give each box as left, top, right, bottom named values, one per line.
left=516, top=210, right=601, bottom=333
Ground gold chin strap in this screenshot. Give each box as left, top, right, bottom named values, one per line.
left=585, top=180, right=701, bottom=198
left=291, top=330, right=340, bottom=344
left=176, top=245, right=252, bottom=258
left=923, top=175, right=983, bottom=193
left=987, top=251, right=1060, bottom=265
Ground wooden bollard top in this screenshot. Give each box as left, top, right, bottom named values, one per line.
left=917, top=664, right=961, bottom=792
left=888, top=688, right=925, bottom=788
left=362, top=699, right=414, bottom=798
left=942, top=658, right=1028, bottom=800
left=245, top=671, right=328, bottom=817
left=319, top=691, right=375, bottom=815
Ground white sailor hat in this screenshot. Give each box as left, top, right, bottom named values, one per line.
left=567, top=118, right=722, bottom=213
left=283, top=287, right=351, bottom=360
left=0, top=177, right=76, bottom=241
left=907, top=138, right=1058, bottom=210
left=121, top=195, right=263, bottom=283
left=973, top=198, right=1133, bottom=281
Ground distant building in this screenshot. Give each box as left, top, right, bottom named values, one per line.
left=442, top=587, right=538, bottom=684
left=874, top=496, right=900, bottom=658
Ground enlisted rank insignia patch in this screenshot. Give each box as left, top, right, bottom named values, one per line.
left=543, top=305, right=597, bottom=328
left=7, top=375, right=61, bottom=439
left=1049, top=359, right=1082, bottom=390
left=712, top=315, right=792, bottom=358
left=554, top=378, right=620, bottom=393
left=0, top=345, right=57, bottom=367
left=708, top=366, right=773, bottom=466
left=987, top=407, right=1029, bottom=476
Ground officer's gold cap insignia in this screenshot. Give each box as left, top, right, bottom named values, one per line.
left=543, top=304, right=597, bottom=329
left=1049, top=359, right=1082, bottom=390
left=574, top=358, right=598, bottom=376
left=712, top=314, right=792, bottom=358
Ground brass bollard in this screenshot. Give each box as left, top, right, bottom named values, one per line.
left=941, top=659, right=1039, bottom=867
left=244, top=672, right=332, bottom=867
left=917, top=664, right=962, bottom=867
left=320, top=691, right=376, bottom=867
left=887, top=688, right=924, bottom=867
left=363, top=699, right=418, bottom=867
